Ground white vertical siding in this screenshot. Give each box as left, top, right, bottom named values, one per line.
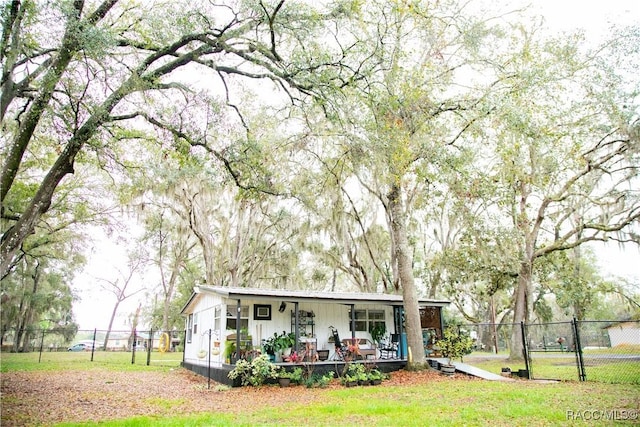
left=184, top=294, right=397, bottom=365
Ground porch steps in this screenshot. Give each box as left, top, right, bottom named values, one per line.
left=429, top=358, right=515, bottom=381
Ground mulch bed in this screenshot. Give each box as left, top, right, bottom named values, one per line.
left=1, top=367, right=472, bottom=426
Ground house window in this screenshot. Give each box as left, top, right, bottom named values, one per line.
left=226, top=305, right=249, bottom=331
left=368, top=310, right=386, bottom=333
left=193, top=312, right=198, bottom=335
left=350, top=309, right=385, bottom=333
left=353, top=310, right=367, bottom=332
left=187, top=314, right=193, bottom=343
left=214, top=305, right=221, bottom=331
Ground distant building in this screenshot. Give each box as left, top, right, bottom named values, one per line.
left=604, top=321, right=640, bottom=346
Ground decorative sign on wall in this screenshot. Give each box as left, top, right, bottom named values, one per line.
left=254, top=304, right=272, bottom=320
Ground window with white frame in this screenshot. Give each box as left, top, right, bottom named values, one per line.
left=226, top=305, right=249, bottom=331
left=193, top=312, right=198, bottom=335
left=350, top=309, right=385, bottom=333
left=187, top=314, right=193, bottom=343
left=214, top=305, right=221, bottom=331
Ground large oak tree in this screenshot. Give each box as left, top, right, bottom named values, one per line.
left=1, top=0, right=375, bottom=277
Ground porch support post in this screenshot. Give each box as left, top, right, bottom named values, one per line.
left=350, top=304, right=356, bottom=340
left=395, top=306, right=405, bottom=359
left=294, top=301, right=300, bottom=350
left=236, top=299, right=241, bottom=360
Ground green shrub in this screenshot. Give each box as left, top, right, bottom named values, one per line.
left=304, top=372, right=334, bottom=388
left=227, top=354, right=278, bottom=386
left=436, top=327, right=474, bottom=365
left=291, top=367, right=304, bottom=385
left=368, top=369, right=384, bottom=381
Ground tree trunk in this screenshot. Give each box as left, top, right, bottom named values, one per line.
left=0, top=0, right=85, bottom=203
left=186, top=198, right=217, bottom=287
left=509, top=258, right=532, bottom=360
left=229, top=199, right=249, bottom=288
left=19, top=260, right=41, bottom=353
left=162, top=253, right=183, bottom=332
left=388, top=182, right=425, bottom=367
left=1, top=70, right=138, bottom=277
left=1, top=1, right=120, bottom=276
left=102, top=299, right=121, bottom=351
left=13, top=323, right=24, bottom=353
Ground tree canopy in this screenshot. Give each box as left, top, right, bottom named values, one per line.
left=2, top=0, right=638, bottom=360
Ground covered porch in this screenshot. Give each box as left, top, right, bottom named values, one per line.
left=180, top=286, right=449, bottom=386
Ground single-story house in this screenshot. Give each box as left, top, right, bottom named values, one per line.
left=604, top=321, right=640, bottom=347
left=103, top=333, right=132, bottom=351
left=102, top=331, right=181, bottom=351
left=180, top=285, right=450, bottom=385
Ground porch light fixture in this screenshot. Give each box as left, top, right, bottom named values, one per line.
left=279, top=301, right=287, bottom=312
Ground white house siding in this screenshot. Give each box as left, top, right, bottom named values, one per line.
left=308, top=302, right=394, bottom=353
left=183, top=295, right=396, bottom=366
left=183, top=293, right=221, bottom=366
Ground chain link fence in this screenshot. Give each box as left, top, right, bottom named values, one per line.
left=457, top=323, right=515, bottom=354
left=1, top=328, right=185, bottom=367
left=460, top=320, right=639, bottom=384
left=4, top=321, right=638, bottom=382
left=576, top=320, right=639, bottom=384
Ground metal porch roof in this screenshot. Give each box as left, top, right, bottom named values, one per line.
left=181, top=285, right=449, bottom=314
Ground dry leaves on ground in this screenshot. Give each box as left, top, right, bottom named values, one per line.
left=1, top=367, right=473, bottom=426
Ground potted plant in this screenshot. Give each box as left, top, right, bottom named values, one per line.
left=357, top=371, right=369, bottom=385
left=262, top=334, right=278, bottom=361
left=435, top=327, right=474, bottom=375
left=275, top=331, right=296, bottom=358
left=224, top=341, right=236, bottom=364
left=290, top=367, right=304, bottom=385
left=341, top=363, right=362, bottom=387
left=341, top=374, right=358, bottom=387
left=345, top=363, right=368, bottom=385
left=287, top=351, right=302, bottom=363
left=240, top=327, right=250, bottom=340
left=277, top=369, right=294, bottom=387
left=370, top=324, right=386, bottom=346
left=212, top=340, right=221, bottom=356
left=368, top=369, right=384, bottom=385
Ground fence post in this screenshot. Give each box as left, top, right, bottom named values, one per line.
left=147, top=329, right=152, bottom=366
left=131, top=329, right=136, bottom=365
left=182, top=330, right=186, bottom=364
left=91, top=328, right=97, bottom=362
left=521, top=321, right=531, bottom=379
left=38, top=329, right=45, bottom=363
left=572, top=317, right=586, bottom=381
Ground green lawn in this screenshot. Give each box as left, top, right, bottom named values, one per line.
left=2, top=352, right=639, bottom=426
left=464, top=349, right=640, bottom=384
left=0, top=350, right=184, bottom=372
left=51, top=380, right=640, bottom=427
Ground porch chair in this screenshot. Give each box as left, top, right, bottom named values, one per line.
left=329, top=326, right=348, bottom=361
left=423, top=329, right=443, bottom=357
left=423, top=330, right=433, bottom=356
left=379, top=334, right=399, bottom=359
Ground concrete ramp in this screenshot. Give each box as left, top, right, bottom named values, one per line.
left=429, top=358, right=515, bottom=381
left=453, top=361, right=515, bottom=381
